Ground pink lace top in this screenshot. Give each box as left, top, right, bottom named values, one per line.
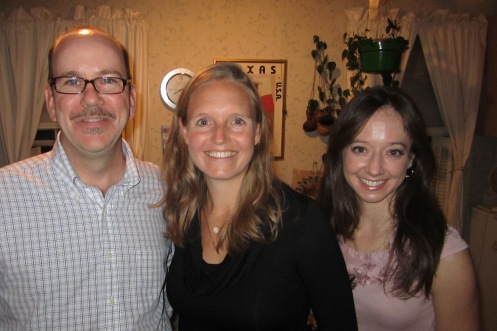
left=339, top=226, right=467, bottom=331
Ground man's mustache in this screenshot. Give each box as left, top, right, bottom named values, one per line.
left=70, top=107, right=116, bottom=120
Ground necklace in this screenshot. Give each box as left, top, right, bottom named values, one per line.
left=201, top=208, right=222, bottom=234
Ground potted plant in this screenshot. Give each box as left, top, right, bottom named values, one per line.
left=303, top=35, right=352, bottom=136
left=342, top=18, right=408, bottom=87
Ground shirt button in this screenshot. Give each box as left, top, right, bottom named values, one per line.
left=107, top=253, right=113, bottom=259
left=110, top=298, right=116, bottom=305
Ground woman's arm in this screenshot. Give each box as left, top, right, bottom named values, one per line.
left=432, top=249, right=480, bottom=331
left=296, top=199, right=358, bottom=331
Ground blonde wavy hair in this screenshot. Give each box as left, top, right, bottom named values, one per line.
left=159, top=62, right=282, bottom=254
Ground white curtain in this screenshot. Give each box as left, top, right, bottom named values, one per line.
left=344, top=7, right=489, bottom=231
left=0, top=5, right=148, bottom=166
left=418, top=11, right=488, bottom=231
left=344, top=6, right=418, bottom=87
left=0, top=7, right=55, bottom=166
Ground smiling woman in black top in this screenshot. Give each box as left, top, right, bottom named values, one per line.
left=159, top=62, right=357, bottom=331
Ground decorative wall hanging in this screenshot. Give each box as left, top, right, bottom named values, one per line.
left=214, top=59, right=287, bottom=158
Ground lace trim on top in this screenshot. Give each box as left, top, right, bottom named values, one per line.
left=339, top=238, right=392, bottom=287
left=340, top=227, right=460, bottom=288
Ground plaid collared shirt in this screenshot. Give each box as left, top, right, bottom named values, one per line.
left=0, top=138, right=173, bottom=331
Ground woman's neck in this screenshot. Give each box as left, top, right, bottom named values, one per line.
left=350, top=207, right=396, bottom=253
left=201, top=194, right=234, bottom=264
left=204, top=177, right=241, bottom=212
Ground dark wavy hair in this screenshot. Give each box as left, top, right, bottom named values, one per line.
left=318, top=86, right=447, bottom=298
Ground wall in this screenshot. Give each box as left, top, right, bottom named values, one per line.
left=475, top=14, right=497, bottom=137
left=1, top=0, right=496, bottom=186
left=464, top=135, right=497, bottom=239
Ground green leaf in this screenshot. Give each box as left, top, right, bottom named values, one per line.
left=327, top=61, right=336, bottom=71
left=341, top=50, right=348, bottom=60
left=351, top=74, right=359, bottom=86
left=347, top=62, right=359, bottom=71
left=316, top=64, right=323, bottom=74
left=308, top=99, right=320, bottom=111
left=319, top=91, right=326, bottom=102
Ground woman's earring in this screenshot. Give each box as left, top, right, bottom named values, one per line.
left=405, top=167, right=414, bottom=178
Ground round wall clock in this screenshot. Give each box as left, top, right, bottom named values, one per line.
left=160, top=68, right=194, bottom=109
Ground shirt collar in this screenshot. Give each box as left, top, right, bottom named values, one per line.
left=51, top=133, right=140, bottom=189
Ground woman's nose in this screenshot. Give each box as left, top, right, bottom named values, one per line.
left=212, top=124, right=228, bottom=144
left=366, top=153, right=384, bottom=176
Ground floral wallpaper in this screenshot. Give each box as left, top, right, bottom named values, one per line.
left=1, top=0, right=496, bottom=185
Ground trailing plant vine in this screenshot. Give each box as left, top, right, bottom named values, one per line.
left=303, top=35, right=352, bottom=136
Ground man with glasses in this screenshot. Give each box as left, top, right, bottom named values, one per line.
left=0, top=27, right=173, bottom=330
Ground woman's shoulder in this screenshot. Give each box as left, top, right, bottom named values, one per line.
left=276, top=180, right=319, bottom=209
left=441, top=225, right=468, bottom=259
left=274, top=180, right=328, bottom=225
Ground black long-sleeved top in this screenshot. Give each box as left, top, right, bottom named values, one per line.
left=167, top=183, right=357, bottom=331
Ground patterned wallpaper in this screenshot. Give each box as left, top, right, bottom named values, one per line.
left=143, top=0, right=363, bottom=184
left=2, top=0, right=495, bottom=185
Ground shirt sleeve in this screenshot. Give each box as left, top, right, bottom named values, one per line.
left=295, top=199, right=358, bottom=331
left=441, top=225, right=468, bottom=259
left=165, top=241, right=175, bottom=320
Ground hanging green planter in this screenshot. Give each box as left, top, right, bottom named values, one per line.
left=358, top=38, right=408, bottom=73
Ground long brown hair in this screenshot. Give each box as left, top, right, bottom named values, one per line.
left=318, top=86, right=447, bottom=298
left=159, top=62, right=282, bottom=254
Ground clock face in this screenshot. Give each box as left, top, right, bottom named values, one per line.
left=160, top=68, right=194, bottom=109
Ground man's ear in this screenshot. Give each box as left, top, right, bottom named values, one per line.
left=45, top=85, right=57, bottom=122
left=128, top=84, right=137, bottom=120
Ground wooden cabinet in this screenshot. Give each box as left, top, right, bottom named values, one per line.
left=470, top=206, right=497, bottom=331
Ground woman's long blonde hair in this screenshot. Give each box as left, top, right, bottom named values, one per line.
left=159, top=62, right=282, bottom=253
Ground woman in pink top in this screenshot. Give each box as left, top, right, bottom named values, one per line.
left=318, top=86, right=479, bottom=330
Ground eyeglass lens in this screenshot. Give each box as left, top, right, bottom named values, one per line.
left=53, top=76, right=127, bottom=94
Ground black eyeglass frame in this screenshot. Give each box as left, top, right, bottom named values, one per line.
left=49, top=76, right=132, bottom=94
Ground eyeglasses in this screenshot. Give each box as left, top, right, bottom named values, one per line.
left=49, top=76, right=132, bottom=94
